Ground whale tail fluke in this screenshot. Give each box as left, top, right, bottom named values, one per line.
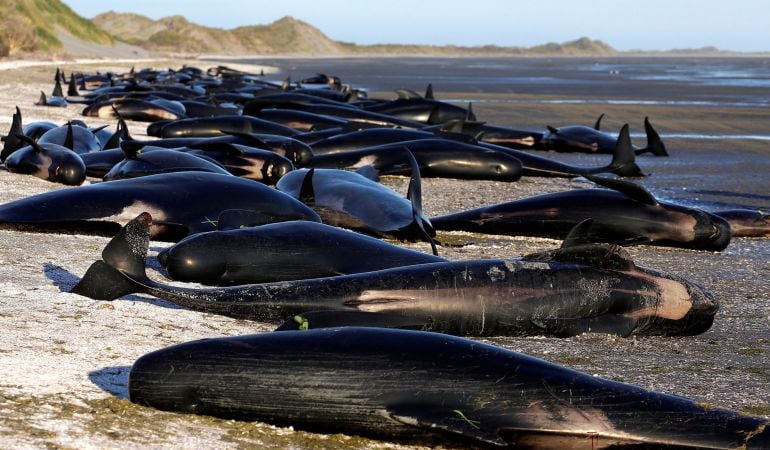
left=70, top=213, right=152, bottom=300
left=641, top=117, right=668, bottom=156
left=609, top=124, right=646, bottom=177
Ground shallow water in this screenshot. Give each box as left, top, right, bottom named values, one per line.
left=218, top=56, right=770, bottom=102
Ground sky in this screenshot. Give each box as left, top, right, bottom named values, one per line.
left=63, top=0, right=769, bottom=52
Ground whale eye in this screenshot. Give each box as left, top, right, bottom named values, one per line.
left=495, top=165, right=503, bottom=175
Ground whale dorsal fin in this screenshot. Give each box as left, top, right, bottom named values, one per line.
left=67, top=74, right=80, bottom=97
left=583, top=174, right=658, bottom=206
left=594, top=113, right=605, bottom=130
left=281, top=76, right=291, bottom=91
left=546, top=125, right=558, bottom=134
left=465, top=102, right=475, bottom=121
left=1, top=107, right=25, bottom=160
left=427, top=105, right=441, bottom=125
left=52, top=78, right=64, bottom=98
left=36, top=91, right=47, bottom=106
left=424, top=83, right=434, bottom=100
left=404, top=147, right=438, bottom=256
left=607, top=124, right=645, bottom=177
left=299, top=168, right=315, bottom=206
left=643, top=117, right=668, bottom=156
left=561, top=219, right=595, bottom=248
left=64, top=121, right=74, bottom=150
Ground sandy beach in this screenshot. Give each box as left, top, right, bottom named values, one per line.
left=0, top=57, right=767, bottom=448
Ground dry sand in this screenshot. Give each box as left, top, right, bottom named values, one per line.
left=0, top=59, right=767, bottom=449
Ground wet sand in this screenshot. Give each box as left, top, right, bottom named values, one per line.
left=0, top=57, right=767, bottom=448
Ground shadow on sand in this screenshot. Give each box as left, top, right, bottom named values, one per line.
left=89, top=365, right=131, bottom=399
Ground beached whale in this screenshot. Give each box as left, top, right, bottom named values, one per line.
left=72, top=213, right=717, bottom=338
left=127, top=327, right=769, bottom=449
left=102, top=145, right=232, bottom=181
left=4, top=135, right=86, bottom=185
left=431, top=175, right=732, bottom=251
left=0, top=172, right=320, bottom=241
left=277, top=150, right=435, bottom=244
left=148, top=115, right=300, bottom=138
left=309, top=138, right=523, bottom=181
left=157, top=220, right=445, bottom=285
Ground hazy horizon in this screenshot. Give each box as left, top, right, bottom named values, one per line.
left=64, top=0, right=769, bottom=53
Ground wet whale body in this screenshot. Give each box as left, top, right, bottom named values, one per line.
left=72, top=213, right=718, bottom=338
left=431, top=175, right=732, bottom=251
left=309, top=138, right=524, bottom=181
left=4, top=135, right=86, bottom=186
left=148, top=115, right=300, bottom=138
left=128, top=327, right=770, bottom=449
left=157, top=221, right=445, bottom=285
left=276, top=167, right=435, bottom=242
left=102, top=145, right=233, bottom=181
left=124, top=133, right=314, bottom=166
left=0, top=172, right=320, bottom=241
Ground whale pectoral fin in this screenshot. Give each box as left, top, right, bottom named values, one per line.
left=274, top=311, right=430, bottom=331
left=530, top=315, right=640, bottom=338
left=385, top=406, right=509, bottom=447
left=560, top=219, right=595, bottom=248
left=498, top=428, right=641, bottom=448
